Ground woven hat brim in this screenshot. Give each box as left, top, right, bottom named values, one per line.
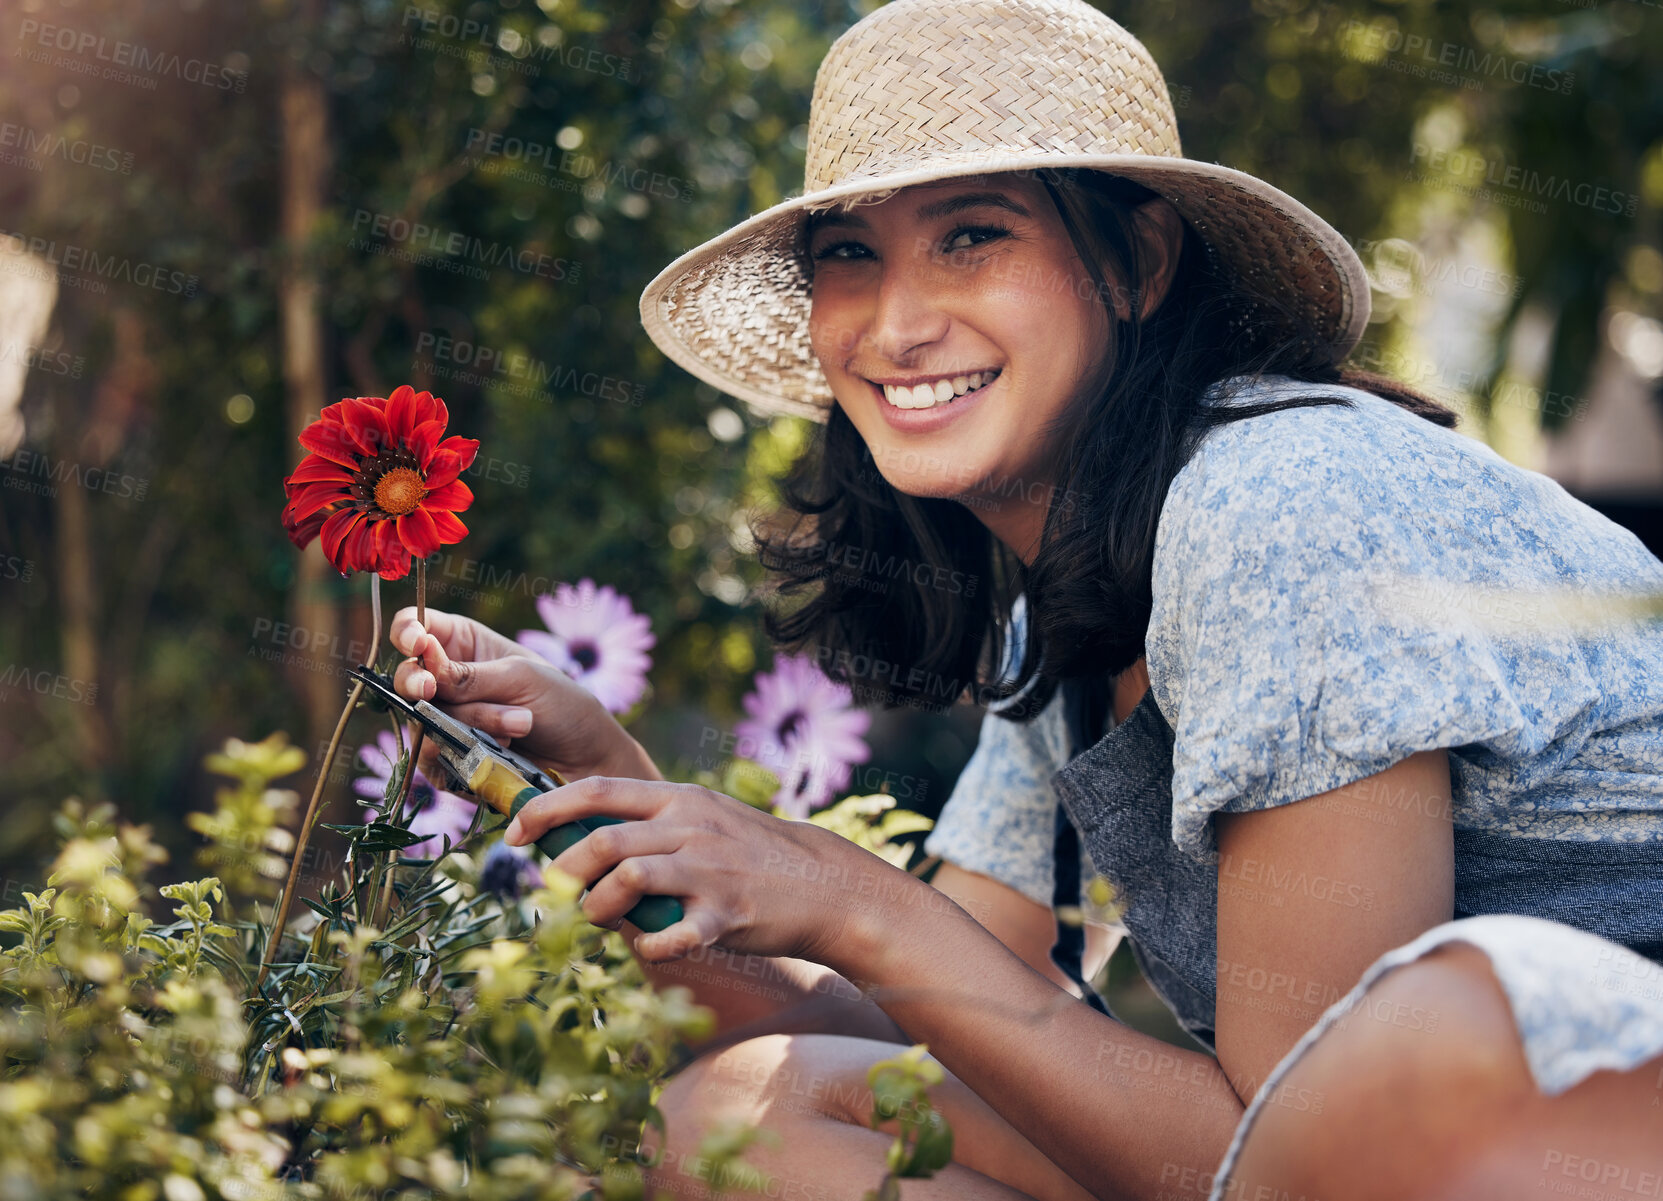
left=639, top=154, right=1371, bottom=423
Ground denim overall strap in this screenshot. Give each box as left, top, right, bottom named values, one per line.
left=1052, top=687, right=1221, bottom=1049
left=1052, top=676, right=1115, bottom=1016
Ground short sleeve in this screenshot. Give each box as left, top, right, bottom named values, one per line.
left=1146, top=389, right=1596, bottom=861
left=923, top=686, right=1076, bottom=907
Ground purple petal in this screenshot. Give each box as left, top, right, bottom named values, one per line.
left=517, top=629, right=577, bottom=673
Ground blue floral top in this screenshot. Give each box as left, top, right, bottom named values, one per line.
left=1151, top=373, right=1663, bottom=859
left=926, top=369, right=1663, bottom=912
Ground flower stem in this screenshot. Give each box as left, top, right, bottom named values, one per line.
left=254, top=574, right=383, bottom=994
left=373, top=560, right=427, bottom=932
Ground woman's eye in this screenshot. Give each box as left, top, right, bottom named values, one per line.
left=810, top=239, right=869, bottom=262
left=809, top=224, right=1009, bottom=262
left=942, top=224, right=1009, bottom=253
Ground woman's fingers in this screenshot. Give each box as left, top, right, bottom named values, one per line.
left=394, top=640, right=528, bottom=707
left=547, top=814, right=689, bottom=887
left=389, top=606, right=452, bottom=660
left=432, top=700, right=535, bottom=741
left=392, top=631, right=447, bottom=702
left=629, top=911, right=727, bottom=963
left=505, top=777, right=695, bottom=845
left=390, top=605, right=536, bottom=668
left=578, top=853, right=691, bottom=931
left=503, top=781, right=875, bottom=966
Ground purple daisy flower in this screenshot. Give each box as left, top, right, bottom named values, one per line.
left=516, top=579, right=656, bottom=714
left=354, top=730, right=477, bottom=859
left=733, top=653, right=872, bottom=818
left=479, top=840, right=545, bottom=902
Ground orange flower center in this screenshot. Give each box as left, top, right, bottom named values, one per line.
left=374, top=467, right=427, bottom=516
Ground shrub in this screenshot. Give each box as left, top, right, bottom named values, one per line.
left=0, top=734, right=952, bottom=1201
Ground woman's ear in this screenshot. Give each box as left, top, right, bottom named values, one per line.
left=1113, top=196, right=1185, bottom=321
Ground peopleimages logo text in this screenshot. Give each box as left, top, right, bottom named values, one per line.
left=1408, top=145, right=1638, bottom=217
left=16, top=19, right=248, bottom=93
left=349, top=211, right=581, bottom=282
left=463, top=129, right=696, bottom=203
left=1338, top=21, right=1575, bottom=94
left=0, top=123, right=134, bottom=174
left=0, top=228, right=199, bottom=297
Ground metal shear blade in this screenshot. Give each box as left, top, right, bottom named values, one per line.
left=348, top=666, right=471, bottom=754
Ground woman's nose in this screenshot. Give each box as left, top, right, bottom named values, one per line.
left=865, top=254, right=951, bottom=365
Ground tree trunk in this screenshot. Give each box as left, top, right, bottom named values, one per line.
left=279, top=1, right=342, bottom=757
left=52, top=399, right=112, bottom=775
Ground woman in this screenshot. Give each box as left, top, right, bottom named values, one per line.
left=392, top=1, right=1663, bottom=1197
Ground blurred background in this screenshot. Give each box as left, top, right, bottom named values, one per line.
left=1, top=0, right=1660, bottom=1041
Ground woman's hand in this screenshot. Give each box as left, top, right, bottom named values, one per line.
left=390, top=605, right=659, bottom=784
left=504, top=777, right=929, bottom=971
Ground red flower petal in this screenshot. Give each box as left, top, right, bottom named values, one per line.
left=285, top=483, right=354, bottom=524
left=298, top=417, right=363, bottom=471
left=415, top=391, right=448, bottom=431
left=320, top=508, right=367, bottom=575
left=282, top=499, right=336, bottom=549
left=422, top=479, right=473, bottom=512
left=422, top=449, right=464, bottom=490
left=436, top=435, right=480, bottom=474
left=369, top=515, right=404, bottom=572
left=284, top=455, right=355, bottom=488
left=424, top=506, right=468, bottom=544
left=394, top=507, right=442, bottom=559
left=385, top=385, right=418, bottom=443
left=344, top=513, right=379, bottom=572
left=342, top=397, right=392, bottom=458
left=377, top=548, right=412, bottom=580
left=409, top=417, right=444, bottom=468
left=377, top=518, right=419, bottom=578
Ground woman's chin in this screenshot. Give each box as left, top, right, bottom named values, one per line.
left=876, top=469, right=978, bottom=503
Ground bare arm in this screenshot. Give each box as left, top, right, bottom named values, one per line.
left=825, top=749, right=1456, bottom=1198
left=640, top=860, right=1117, bottom=1052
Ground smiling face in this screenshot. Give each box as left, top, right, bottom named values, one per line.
left=805, top=173, right=1113, bottom=558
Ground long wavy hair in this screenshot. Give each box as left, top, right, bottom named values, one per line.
left=753, top=167, right=1458, bottom=724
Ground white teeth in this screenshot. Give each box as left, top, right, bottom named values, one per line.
left=881, top=369, right=1000, bottom=409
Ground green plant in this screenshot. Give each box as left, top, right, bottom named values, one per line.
left=863, top=1045, right=955, bottom=1201
left=0, top=733, right=954, bottom=1200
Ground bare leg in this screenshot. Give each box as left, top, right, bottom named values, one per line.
left=1226, top=942, right=1663, bottom=1201
left=646, top=1033, right=1099, bottom=1201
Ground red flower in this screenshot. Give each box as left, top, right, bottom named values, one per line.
left=281, top=385, right=479, bottom=580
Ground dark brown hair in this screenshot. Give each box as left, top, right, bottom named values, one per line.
left=753, top=167, right=1457, bottom=721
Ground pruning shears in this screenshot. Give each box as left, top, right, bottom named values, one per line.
left=348, top=664, right=684, bottom=933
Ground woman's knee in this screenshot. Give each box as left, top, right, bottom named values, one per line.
left=645, top=1035, right=910, bottom=1200
left=1224, top=942, right=1533, bottom=1197
left=657, top=1033, right=882, bottom=1136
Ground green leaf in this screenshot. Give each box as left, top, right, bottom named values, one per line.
left=896, top=1109, right=953, bottom=1178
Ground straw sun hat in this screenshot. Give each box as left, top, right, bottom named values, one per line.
left=638, top=0, right=1371, bottom=423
